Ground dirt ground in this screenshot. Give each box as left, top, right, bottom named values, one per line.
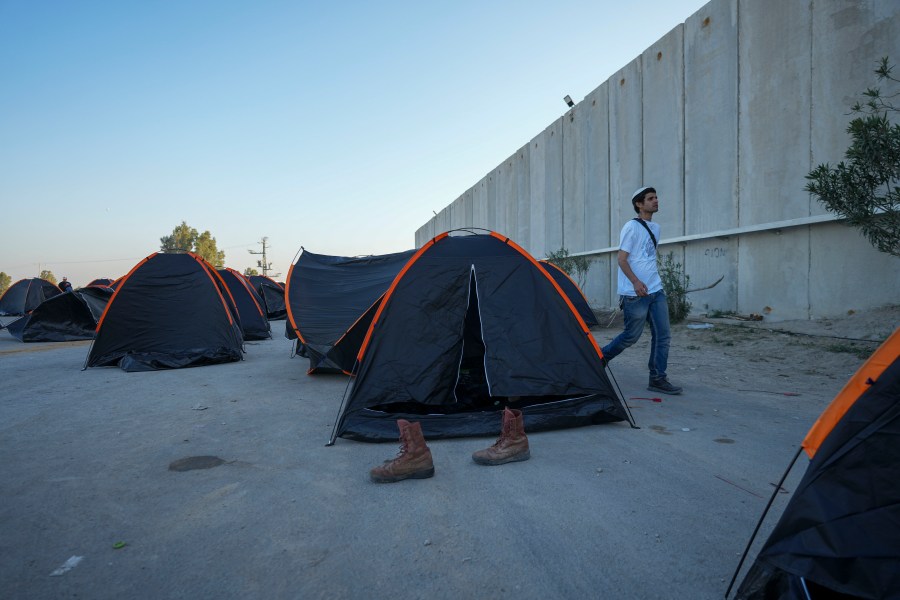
left=1, top=304, right=897, bottom=599
left=3, top=306, right=897, bottom=397
left=591, top=303, right=900, bottom=399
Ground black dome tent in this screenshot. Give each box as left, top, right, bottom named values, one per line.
left=0, top=277, right=61, bottom=316
left=6, top=286, right=113, bottom=342
left=218, top=268, right=271, bottom=341
left=284, top=248, right=415, bottom=374
left=730, top=327, right=900, bottom=600
left=330, top=231, right=632, bottom=442
left=249, top=275, right=287, bottom=320
left=84, top=253, right=243, bottom=372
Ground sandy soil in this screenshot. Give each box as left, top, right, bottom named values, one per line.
left=592, top=303, right=900, bottom=400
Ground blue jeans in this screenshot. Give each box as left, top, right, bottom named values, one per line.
left=601, top=290, right=671, bottom=381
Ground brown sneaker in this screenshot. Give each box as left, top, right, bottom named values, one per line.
left=370, top=420, right=435, bottom=483
left=472, top=407, right=531, bottom=466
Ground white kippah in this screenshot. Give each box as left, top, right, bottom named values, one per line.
left=631, top=187, right=651, bottom=202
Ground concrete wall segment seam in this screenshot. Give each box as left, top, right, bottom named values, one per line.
left=414, top=0, right=900, bottom=318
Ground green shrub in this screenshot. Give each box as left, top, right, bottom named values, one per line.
left=545, top=247, right=591, bottom=290
left=659, top=252, right=691, bottom=323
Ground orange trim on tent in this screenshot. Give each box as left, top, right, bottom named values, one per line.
left=317, top=295, right=387, bottom=373
left=491, top=232, right=605, bottom=361
left=802, top=327, right=900, bottom=459
left=190, top=253, right=235, bottom=326
left=95, top=253, right=155, bottom=332
left=283, top=260, right=306, bottom=344
left=209, top=264, right=240, bottom=324
left=540, top=260, right=593, bottom=307
left=356, top=233, right=449, bottom=363
left=0, top=278, right=26, bottom=304
left=226, top=268, right=266, bottom=318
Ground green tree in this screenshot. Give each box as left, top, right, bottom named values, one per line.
left=545, top=247, right=591, bottom=290
left=0, top=271, right=11, bottom=295
left=805, top=57, right=900, bottom=257
left=159, top=221, right=226, bottom=267
left=243, top=267, right=259, bottom=276
left=160, top=221, right=198, bottom=253
left=195, top=230, right=225, bottom=268
left=40, top=269, right=57, bottom=284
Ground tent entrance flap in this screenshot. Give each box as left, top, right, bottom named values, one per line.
left=455, top=269, right=489, bottom=408
left=366, top=271, right=616, bottom=425
left=368, top=269, right=494, bottom=415
left=334, top=232, right=629, bottom=442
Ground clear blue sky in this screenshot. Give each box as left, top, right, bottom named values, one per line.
left=0, top=0, right=708, bottom=286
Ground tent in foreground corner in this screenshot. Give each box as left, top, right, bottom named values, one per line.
left=84, top=253, right=243, bottom=372
left=284, top=248, right=416, bottom=373
left=332, top=231, right=632, bottom=442
left=0, top=278, right=62, bottom=316
left=733, top=327, right=900, bottom=600
left=249, top=275, right=287, bottom=320
left=218, top=268, right=271, bottom=340
left=6, top=286, right=113, bottom=342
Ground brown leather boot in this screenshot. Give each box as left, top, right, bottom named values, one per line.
left=370, top=420, right=435, bottom=483
left=472, top=407, right=530, bottom=466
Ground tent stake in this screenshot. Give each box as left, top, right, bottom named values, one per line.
left=724, top=445, right=803, bottom=599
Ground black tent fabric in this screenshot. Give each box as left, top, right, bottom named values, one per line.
left=734, top=347, right=900, bottom=599
left=539, top=260, right=598, bottom=327
left=6, top=286, right=113, bottom=342
left=284, top=248, right=415, bottom=373
left=86, top=278, right=115, bottom=287
left=249, top=275, right=287, bottom=320
left=84, top=253, right=243, bottom=372
left=77, top=286, right=115, bottom=322
left=218, top=268, right=271, bottom=340
left=334, top=231, right=630, bottom=442
left=0, top=278, right=62, bottom=316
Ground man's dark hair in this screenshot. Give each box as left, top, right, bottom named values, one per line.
left=631, top=187, right=656, bottom=213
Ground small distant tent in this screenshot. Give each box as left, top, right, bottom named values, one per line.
left=6, top=286, right=113, bottom=342
left=332, top=231, right=632, bottom=442
left=84, top=253, right=243, bottom=372
left=217, top=268, right=271, bottom=340
left=539, top=260, right=598, bottom=327
left=0, top=278, right=62, bottom=316
left=86, top=278, right=115, bottom=287
left=284, top=248, right=416, bottom=373
left=249, top=275, right=287, bottom=320
left=732, top=328, right=900, bottom=600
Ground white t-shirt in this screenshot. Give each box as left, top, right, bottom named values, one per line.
left=616, top=219, right=662, bottom=296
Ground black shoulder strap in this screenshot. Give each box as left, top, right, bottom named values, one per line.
left=632, top=218, right=658, bottom=248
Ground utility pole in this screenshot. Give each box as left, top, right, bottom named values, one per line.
left=248, top=237, right=275, bottom=277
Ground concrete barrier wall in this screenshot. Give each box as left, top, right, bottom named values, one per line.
left=581, top=83, right=611, bottom=303
left=415, top=0, right=900, bottom=321
left=684, top=0, right=739, bottom=314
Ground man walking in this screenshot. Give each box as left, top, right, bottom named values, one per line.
left=601, top=186, right=682, bottom=395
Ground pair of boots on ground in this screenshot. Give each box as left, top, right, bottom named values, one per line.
left=370, top=407, right=529, bottom=483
